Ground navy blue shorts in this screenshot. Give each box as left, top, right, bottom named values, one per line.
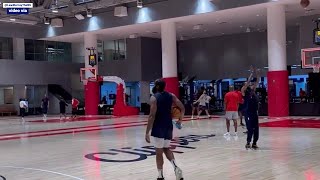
left=151, top=127, right=173, bottom=140
left=42, top=107, right=48, bottom=114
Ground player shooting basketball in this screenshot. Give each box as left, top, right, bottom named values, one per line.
left=145, top=79, right=185, bottom=180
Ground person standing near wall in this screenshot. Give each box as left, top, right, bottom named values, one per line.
left=41, top=94, right=49, bottom=122
left=59, top=98, right=68, bottom=120
left=71, top=97, right=79, bottom=120
left=19, top=98, right=27, bottom=123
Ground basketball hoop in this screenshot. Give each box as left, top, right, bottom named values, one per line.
left=313, top=65, right=320, bottom=73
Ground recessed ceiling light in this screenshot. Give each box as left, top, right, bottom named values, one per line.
left=44, top=17, right=50, bottom=24
left=137, top=0, right=143, bottom=8
left=240, top=25, right=243, bottom=28
left=87, top=9, right=92, bottom=17
left=10, top=18, right=16, bottom=21
left=256, top=14, right=260, bottom=16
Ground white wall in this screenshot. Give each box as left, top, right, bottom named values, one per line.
left=0, top=88, right=4, bottom=105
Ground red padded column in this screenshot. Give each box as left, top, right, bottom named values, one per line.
left=267, top=70, right=289, bottom=117
left=85, top=81, right=100, bottom=115
left=163, top=77, right=179, bottom=98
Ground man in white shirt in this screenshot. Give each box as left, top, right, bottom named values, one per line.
left=19, top=99, right=27, bottom=122
left=195, top=90, right=211, bottom=119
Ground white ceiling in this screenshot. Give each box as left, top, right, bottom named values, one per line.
left=42, top=0, right=320, bottom=43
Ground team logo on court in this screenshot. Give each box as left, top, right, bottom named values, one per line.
left=85, top=134, right=215, bottom=163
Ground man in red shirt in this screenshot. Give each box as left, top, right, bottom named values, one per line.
left=224, top=86, right=241, bottom=136
left=71, top=97, right=79, bottom=119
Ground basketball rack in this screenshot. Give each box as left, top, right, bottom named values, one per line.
left=80, top=67, right=97, bottom=85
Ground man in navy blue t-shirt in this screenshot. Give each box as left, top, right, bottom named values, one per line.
left=145, top=79, right=185, bottom=180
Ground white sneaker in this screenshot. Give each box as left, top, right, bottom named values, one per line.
left=175, top=167, right=183, bottom=180
left=224, top=132, right=230, bottom=136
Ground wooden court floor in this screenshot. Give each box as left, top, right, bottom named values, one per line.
left=0, top=115, right=319, bottom=180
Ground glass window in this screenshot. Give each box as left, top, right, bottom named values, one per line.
left=0, top=86, right=14, bottom=105
left=103, top=39, right=127, bottom=61
left=24, top=40, right=72, bottom=62
left=0, top=37, right=13, bottom=59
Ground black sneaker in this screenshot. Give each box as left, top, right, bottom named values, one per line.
left=157, top=178, right=165, bottom=180
left=252, top=144, right=259, bottom=150
left=245, top=143, right=251, bottom=149
left=243, top=131, right=248, bottom=134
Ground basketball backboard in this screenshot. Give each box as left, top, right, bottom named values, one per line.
left=301, top=47, right=320, bottom=69
left=80, top=67, right=97, bottom=85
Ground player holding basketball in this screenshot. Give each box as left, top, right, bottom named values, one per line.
left=242, top=68, right=260, bottom=149
left=145, top=79, right=185, bottom=180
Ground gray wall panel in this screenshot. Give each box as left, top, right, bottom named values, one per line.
left=141, top=37, right=162, bottom=81
left=98, top=38, right=142, bottom=81
left=178, top=27, right=304, bottom=80
left=0, top=60, right=83, bottom=89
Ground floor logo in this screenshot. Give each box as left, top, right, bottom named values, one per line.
left=85, top=134, right=215, bottom=163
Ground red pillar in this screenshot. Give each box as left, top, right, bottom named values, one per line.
left=85, top=81, right=100, bottom=115
left=267, top=70, right=289, bottom=117
left=163, top=77, right=179, bottom=98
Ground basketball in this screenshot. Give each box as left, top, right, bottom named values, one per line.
left=171, top=106, right=181, bottom=119
left=300, top=0, right=310, bottom=8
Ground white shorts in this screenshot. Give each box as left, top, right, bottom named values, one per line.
left=226, top=111, right=239, bottom=120
left=153, top=137, right=171, bottom=148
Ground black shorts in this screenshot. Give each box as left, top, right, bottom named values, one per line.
left=42, top=107, right=48, bottom=114
left=72, top=108, right=77, bottom=115
left=20, top=108, right=25, bottom=117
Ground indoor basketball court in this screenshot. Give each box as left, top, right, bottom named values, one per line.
left=0, top=115, right=319, bottom=179
left=0, top=0, right=320, bottom=179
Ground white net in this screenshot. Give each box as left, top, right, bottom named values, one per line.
left=313, top=66, right=320, bottom=73
left=83, top=80, right=88, bottom=86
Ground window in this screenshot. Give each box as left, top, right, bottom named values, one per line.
left=103, top=39, right=127, bottom=61
left=0, top=37, right=13, bottom=59
left=24, top=40, right=72, bottom=62
left=0, top=86, right=13, bottom=105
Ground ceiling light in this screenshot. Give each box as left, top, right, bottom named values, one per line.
left=256, top=14, right=260, bottom=16
left=51, top=7, right=58, bottom=13
left=44, top=17, right=50, bottom=24
left=193, top=24, right=203, bottom=30
left=246, top=27, right=251, bottom=33
left=137, top=0, right=143, bottom=8
left=75, top=13, right=85, bottom=20
left=86, top=9, right=92, bottom=17
left=129, top=34, right=138, bottom=39
left=10, top=18, right=16, bottom=21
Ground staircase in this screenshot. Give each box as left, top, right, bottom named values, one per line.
left=48, top=84, right=72, bottom=103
